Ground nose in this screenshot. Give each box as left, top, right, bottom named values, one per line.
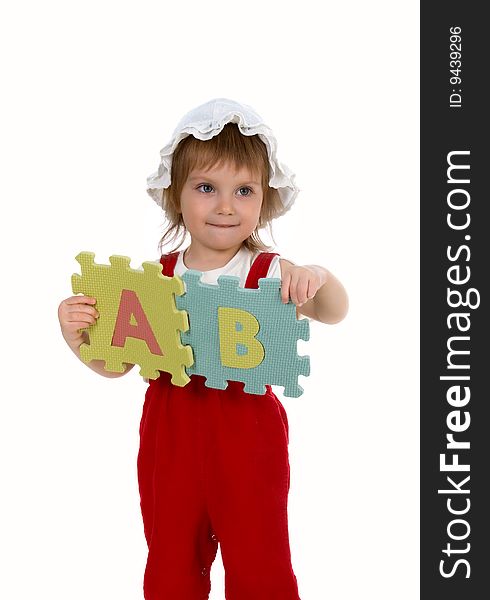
left=215, top=192, right=235, bottom=214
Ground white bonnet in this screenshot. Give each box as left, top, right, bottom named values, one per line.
left=146, top=98, right=298, bottom=217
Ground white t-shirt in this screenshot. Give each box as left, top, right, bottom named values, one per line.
left=174, top=246, right=282, bottom=285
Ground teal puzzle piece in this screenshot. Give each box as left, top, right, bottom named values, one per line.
left=176, top=271, right=310, bottom=397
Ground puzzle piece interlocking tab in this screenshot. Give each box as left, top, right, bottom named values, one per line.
left=177, top=271, right=310, bottom=397
left=71, top=252, right=193, bottom=385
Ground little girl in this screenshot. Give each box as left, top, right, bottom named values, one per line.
left=58, top=98, right=348, bottom=600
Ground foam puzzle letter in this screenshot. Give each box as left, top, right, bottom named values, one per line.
left=177, top=271, right=310, bottom=397
left=112, top=289, right=163, bottom=355
left=71, top=252, right=193, bottom=384
left=217, top=307, right=265, bottom=368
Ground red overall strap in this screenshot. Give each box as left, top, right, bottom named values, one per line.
left=160, top=252, right=179, bottom=277
left=244, top=252, right=279, bottom=289
left=161, top=250, right=279, bottom=285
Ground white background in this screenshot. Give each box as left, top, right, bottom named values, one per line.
left=0, top=1, right=419, bottom=598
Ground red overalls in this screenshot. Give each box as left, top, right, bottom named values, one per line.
left=137, top=252, right=301, bottom=600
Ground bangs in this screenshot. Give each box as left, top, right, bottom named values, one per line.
left=174, top=123, right=268, bottom=182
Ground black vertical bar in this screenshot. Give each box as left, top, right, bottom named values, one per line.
left=421, top=2, right=488, bottom=598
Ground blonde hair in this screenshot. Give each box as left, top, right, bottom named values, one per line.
left=158, top=123, right=283, bottom=254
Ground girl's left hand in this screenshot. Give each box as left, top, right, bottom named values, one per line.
left=280, top=263, right=328, bottom=306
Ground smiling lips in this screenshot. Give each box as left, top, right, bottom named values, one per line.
left=207, top=223, right=238, bottom=227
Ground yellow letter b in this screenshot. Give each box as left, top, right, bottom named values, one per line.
left=217, top=307, right=265, bottom=369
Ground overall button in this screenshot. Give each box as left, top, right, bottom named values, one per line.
left=201, top=567, right=208, bottom=576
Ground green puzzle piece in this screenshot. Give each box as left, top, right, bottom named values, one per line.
left=177, top=271, right=310, bottom=397
left=71, top=252, right=193, bottom=384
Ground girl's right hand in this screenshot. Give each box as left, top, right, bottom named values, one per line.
left=58, top=295, right=99, bottom=347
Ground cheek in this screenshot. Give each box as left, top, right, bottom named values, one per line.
left=241, top=202, right=259, bottom=221
left=251, top=197, right=264, bottom=220
left=180, top=197, right=203, bottom=223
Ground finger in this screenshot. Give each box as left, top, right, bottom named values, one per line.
left=288, top=275, right=299, bottom=306
left=68, top=311, right=98, bottom=325
left=64, top=295, right=97, bottom=305
left=281, top=271, right=291, bottom=304
left=68, top=304, right=99, bottom=318
left=63, top=308, right=99, bottom=324
left=306, top=278, right=319, bottom=301
left=295, top=277, right=309, bottom=306
left=290, top=271, right=309, bottom=306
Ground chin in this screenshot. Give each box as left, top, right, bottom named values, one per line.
left=213, top=241, right=242, bottom=251
left=208, top=231, right=244, bottom=245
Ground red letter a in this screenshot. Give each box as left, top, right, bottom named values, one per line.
left=111, top=289, right=163, bottom=355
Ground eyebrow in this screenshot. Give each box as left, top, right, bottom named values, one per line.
left=187, top=174, right=261, bottom=186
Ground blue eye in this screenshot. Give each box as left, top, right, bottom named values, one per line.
left=197, top=184, right=214, bottom=193
left=238, top=187, right=252, bottom=196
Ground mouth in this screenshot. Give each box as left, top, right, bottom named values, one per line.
left=207, top=223, right=239, bottom=228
